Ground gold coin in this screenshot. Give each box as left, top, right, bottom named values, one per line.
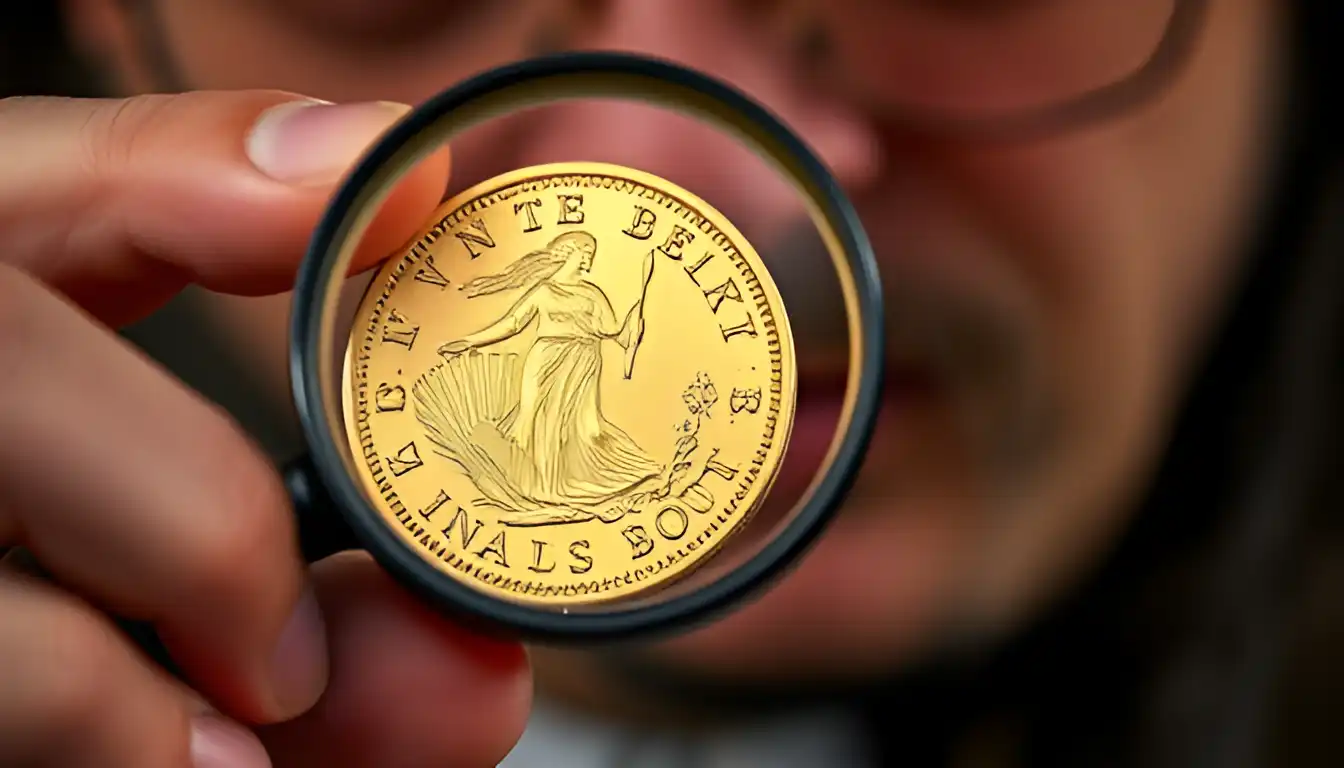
left=343, top=162, right=796, bottom=606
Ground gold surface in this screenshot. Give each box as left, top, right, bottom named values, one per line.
left=343, top=162, right=796, bottom=606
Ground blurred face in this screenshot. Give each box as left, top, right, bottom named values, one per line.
left=68, top=0, right=1287, bottom=683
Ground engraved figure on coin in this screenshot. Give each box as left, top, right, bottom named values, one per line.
left=412, top=230, right=681, bottom=526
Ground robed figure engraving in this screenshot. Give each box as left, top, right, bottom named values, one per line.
left=412, top=231, right=665, bottom=526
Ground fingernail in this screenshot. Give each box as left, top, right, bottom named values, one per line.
left=191, top=716, right=272, bottom=768
left=269, top=587, right=329, bottom=716
left=245, top=99, right=410, bottom=185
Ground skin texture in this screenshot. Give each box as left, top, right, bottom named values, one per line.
left=0, top=0, right=1289, bottom=761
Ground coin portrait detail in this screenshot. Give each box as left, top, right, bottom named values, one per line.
left=343, top=162, right=797, bottom=606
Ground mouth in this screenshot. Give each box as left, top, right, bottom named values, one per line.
left=716, top=351, right=954, bottom=569
left=788, top=353, right=943, bottom=446
left=764, top=287, right=1048, bottom=523
left=728, top=205, right=1056, bottom=535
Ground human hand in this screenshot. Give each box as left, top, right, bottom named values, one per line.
left=0, top=92, right=530, bottom=767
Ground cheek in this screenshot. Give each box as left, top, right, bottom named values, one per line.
left=927, top=133, right=1175, bottom=466
left=941, top=0, right=1280, bottom=630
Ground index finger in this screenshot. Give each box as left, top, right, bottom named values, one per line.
left=0, top=91, right=451, bottom=326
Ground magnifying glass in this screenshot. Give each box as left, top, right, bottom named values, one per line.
left=36, top=52, right=879, bottom=667
left=278, top=51, right=884, bottom=644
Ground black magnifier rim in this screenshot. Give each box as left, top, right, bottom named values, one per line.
left=291, top=51, right=883, bottom=643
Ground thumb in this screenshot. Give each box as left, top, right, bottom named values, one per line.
left=0, top=91, right=450, bottom=326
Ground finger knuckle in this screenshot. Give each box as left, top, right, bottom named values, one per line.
left=0, top=262, right=32, bottom=312
left=0, top=264, right=38, bottom=351
left=78, top=95, right=177, bottom=180
left=27, top=603, right=124, bottom=732
left=186, top=440, right=295, bottom=596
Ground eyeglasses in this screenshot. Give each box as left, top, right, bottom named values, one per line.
left=780, top=0, right=1210, bottom=139
left=123, top=0, right=1210, bottom=141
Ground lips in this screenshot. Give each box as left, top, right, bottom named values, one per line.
left=786, top=353, right=943, bottom=454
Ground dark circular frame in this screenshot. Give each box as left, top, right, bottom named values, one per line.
left=289, top=52, right=884, bottom=643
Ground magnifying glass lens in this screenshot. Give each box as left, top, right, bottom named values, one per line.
left=291, top=54, right=882, bottom=641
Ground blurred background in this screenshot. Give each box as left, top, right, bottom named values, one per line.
left=3, top=2, right=1342, bottom=766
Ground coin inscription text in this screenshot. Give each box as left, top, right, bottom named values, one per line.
left=344, top=163, right=796, bottom=606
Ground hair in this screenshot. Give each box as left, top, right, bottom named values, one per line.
left=458, top=231, right=595, bottom=298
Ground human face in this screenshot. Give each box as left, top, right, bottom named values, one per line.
left=68, top=0, right=1288, bottom=681
left=552, top=241, right=594, bottom=281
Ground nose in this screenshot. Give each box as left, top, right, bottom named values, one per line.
left=509, top=0, right=881, bottom=236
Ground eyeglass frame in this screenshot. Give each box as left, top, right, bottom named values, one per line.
left=117, top=0, right=1212, bottom=142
